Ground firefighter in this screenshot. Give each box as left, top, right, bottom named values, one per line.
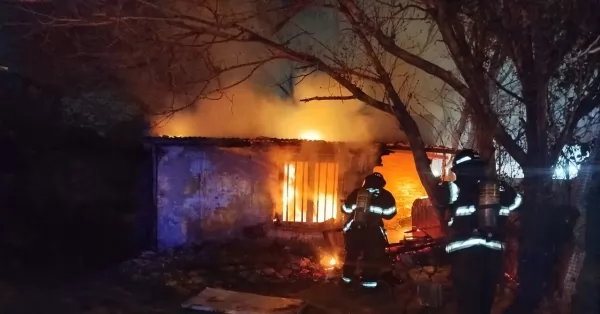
left=340, top=172, right=397, bottom=289
left=446, top=149, right=522, bottom=314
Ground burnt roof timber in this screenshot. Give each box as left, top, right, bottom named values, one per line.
left=145, top=136, right=455, bottom=154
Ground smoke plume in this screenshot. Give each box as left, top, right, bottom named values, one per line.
left=150, top=73, right=404, bottom=142
left=142, top=2, right=458, bottom=144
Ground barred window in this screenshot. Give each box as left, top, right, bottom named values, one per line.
left=281, top=160, right=341, bottom=223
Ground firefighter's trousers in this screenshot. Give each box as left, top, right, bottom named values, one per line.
left=451, top=245, right=503, bottom=314
left=342, top=226, right=387, bottom=285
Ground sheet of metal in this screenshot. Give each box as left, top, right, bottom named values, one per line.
left=182, top=287, right=305, bottom=313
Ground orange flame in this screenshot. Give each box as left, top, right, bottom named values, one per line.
left=282, top=161, right=339, bottom=223
left=299, top=130, right=322, bottom=141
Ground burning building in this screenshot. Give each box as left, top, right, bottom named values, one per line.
left=144, top=135, right=453, bottom=250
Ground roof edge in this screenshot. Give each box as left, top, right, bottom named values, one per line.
left=145, top=136, right=455, bottom=154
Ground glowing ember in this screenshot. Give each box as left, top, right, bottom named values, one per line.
left=329, top=257, right=337, bottom=266
left=299, top=130, right=321, bottom=141
left=319, top=255, right=339, bottom=270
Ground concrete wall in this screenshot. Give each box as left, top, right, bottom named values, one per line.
left=154, top=142, right=380, bottom=250
left=156, top=145, right=278, bottom=249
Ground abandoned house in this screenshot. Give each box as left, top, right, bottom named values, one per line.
left=144, top=137, right=453, bottom=250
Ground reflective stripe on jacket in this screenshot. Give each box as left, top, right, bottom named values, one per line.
left=446, top=181, right=522, bottom=253
left=341, top=188, right=397, bottom=230
left=447, top=182, right=523, bottom=221
left=342, top=203, right=397, bottom=216
left=445, top=237, right=504, bottom=253
left=342, top=218, right=389, bottom=238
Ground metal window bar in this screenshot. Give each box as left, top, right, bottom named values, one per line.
left=323, top=163, right=329, bottom=222
left=301, top=162, right=309, bottom=222
left=282, top=160, right=340, bottom=223
left=293, top=162, right=298, bottom=222
left=284, top=162, right=292, bottom=222
left=314, top=162, right=321, bottom=223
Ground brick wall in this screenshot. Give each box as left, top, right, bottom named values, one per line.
left=374, top=151, right=430, bottom=218
left=373, top=150, right=447, bottom=242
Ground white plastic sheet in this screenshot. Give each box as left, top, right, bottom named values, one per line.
left=182, top=287, right=305, bottom=314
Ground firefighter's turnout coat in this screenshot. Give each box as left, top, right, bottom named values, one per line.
left=341, top=187, right=397, bottom=233
left=446, top=180, right=522, bottom=253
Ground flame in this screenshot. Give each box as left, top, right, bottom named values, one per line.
left=299, top=130, right=322, bottom=141
left=329, top=256, right=337, bottom=266
left=282, top=162, right=339, bottom=223
left=147, top=72, right=404, bottom=143
left=319, top=255, right=339, bottom=270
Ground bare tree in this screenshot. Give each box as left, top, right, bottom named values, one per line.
left=5, top=0, right=598, bottom=201
left=2, top=0, right=457, bottom=206
left=4, top=0, right=600, bottom=310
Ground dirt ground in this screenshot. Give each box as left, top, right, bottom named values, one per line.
left=0, top=239, right=514, bottom=314
left=0, top=275, right=456, bottom=314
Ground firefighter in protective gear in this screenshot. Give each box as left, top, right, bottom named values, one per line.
left=341, top=172, right=397, bottom=289
left=446, top=149, right=522, bottom=314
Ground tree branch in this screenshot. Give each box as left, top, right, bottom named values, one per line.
left=338, top=1, right=441, bottom=205
left=485, top=71, right=525, bottom=103
left=551, top=89, right=600, bottom=161
left=336, top=0, right=470, bottom=99
left=299, top=95, right=355, bottom=102
left=335, top=0, right=527, bottom=164
left=230, top=27, right=396, bottom=114
left=569, top=35, right=600, bottom=62
left=427, top=0, right=527, bottom=165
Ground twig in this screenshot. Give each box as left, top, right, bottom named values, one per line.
left=299, top=96, right=356, bottom=102
left=569, top=35, right=600, bottom=62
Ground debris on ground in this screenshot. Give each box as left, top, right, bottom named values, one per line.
left=116, top=240, right=332, bottom=295
left=0, top=239, right=516, bottom=314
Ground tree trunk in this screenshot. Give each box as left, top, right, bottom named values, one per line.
left=450, top=109, right=469, bottom=150
left=572, top=141, right=600, bottom=313
left=507, top=163, right=557, bottom=313
left=472, top=113, right=496, bottom=175
left=390, top=108, right=444, bottom=227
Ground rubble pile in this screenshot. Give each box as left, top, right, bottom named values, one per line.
left=117, top=240, right=333, bottom=293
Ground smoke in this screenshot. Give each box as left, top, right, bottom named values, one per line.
left=3, top=0, right=462, bottom=145
left=142, top=1, right=406, bottom=142
left=132, top=0, right=460, bottom=144
left=150, top=72, right=404, bottom=142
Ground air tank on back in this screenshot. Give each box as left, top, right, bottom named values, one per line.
left=353, top=188, right=372, bottom=228
left=477, top=179, right=501, bottom=230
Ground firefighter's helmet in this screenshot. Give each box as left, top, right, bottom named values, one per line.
left=452, top=149, right=482, bottom=168
left=363, top=172, right=386, bottom=188
left=451, top=149, right=486, bottom=176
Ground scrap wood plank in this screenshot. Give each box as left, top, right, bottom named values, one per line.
left=181, top=287, right=306, bottom=313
